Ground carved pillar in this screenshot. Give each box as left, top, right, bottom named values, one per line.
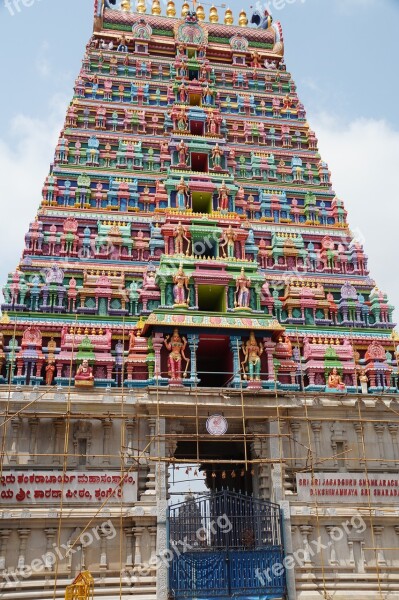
left=373, top=526, right=386, bottom=566
left=388, top=424, right=399, bottom=466
left=0, top=529, right=11, bottom=572
left=132, top=526, right=144, bottom=573
left=17, top=529, right=30, bottom=570
left=290, top=421, right=302, bottom=468
left=374, top=424, right=387, bottom=467
left=27, top=417, right=39, bottom=465
left=9, top=417, right=21, bottom=464
left=263, top=339, right=276, bottom=382
left=311, top=421, right=322, bottom=459
left=325, top=526, right=339, bottom=566
left=353, top=422, right=365, bottom=466
left=149, top=526, right=157, bottom=571
left=229, top=336, right=242, bottom=386
left=299, top=525, right=313, bottom=568
left=142, top=418, right=157, bottom=497
left=102, top=419, right=112, bottom=466
left=99, top=530, right=108, bottom=571
left=44, top=528, right=57, bottom=570
left=187, top=333, right=199, bottom=383
left=124, top=527, right=134, bottom=569
left=125, top=419, right=136, bottom=466
left=152, top=333, right=164, bottom=381
left=52, top=419, right=64, bottom=465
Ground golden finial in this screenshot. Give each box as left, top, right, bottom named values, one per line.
left=224, top=7, right=233, bottom=24
left=152, top=0, right=161, bottom=14
left=181, top=1, right=190, bottom=17
left=238, top=9, right=248, bottom=26
left=121, top=0, right=131, bottom=10
left=196, top=3, right=205, bottom=20
left=136, top=0, right=146, bottom=13
left=0, top=313, right=10, bottom=325
left=209, top=5, right=219, bottom=22
left=166, top=0, right=176, bottom=16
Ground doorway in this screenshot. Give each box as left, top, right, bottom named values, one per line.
left=196, top=334, right=232, bottom=387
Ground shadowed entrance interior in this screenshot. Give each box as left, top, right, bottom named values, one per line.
left=196, top=334, right=232, bottom=387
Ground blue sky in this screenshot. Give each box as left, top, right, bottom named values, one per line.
left=0, top=0, right=399, bottom=319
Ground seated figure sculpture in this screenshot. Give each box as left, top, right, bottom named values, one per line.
left=75, top=359, right=94, bottom=388
left=327, top=367, right=346, bottom=392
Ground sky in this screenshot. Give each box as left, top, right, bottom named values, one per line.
left=0, top=0, right=398, bottom=320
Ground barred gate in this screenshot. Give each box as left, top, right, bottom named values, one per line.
left=168, top=491, right=286, bottom=599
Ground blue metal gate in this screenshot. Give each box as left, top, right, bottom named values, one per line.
left=168, top=491, right=286, bottom=599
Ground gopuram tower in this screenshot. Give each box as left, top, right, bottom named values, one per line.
left=1, top=2, right=399, bottom=600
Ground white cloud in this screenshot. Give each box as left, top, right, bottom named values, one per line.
left=312, top=112, right=399, bottom=323
left=0, top=95, right=67, bottom=291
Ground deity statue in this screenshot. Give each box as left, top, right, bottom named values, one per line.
left=235, top=268, right=251, bottom=309
left=359, top=370, right=368, bottom=395
left=177, top=139, right=188, bottom=166
left=211, top=143, right=223, bottom=169
left=327, top=367, right=346, bottom=391
left=218, top=181, right=229, bottom=211
left=45, top=360, right=56, bottom=386
left=173, top=222, right=190, bottom=255
left=173, top=263, right=190, bottom=306
left=164, top=328, right=189, bottom=381
left=242, top=332, right=263, bottom=381
left=220, top=225, right=236, bottom=258
left=175, top=177, right=189, bottom=209
left=75, top=359, right=94, bottom=387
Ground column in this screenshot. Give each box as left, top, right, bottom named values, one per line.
left=299, top=525, right=313, bottom=568
left=353, top=422, right=365, bottom=466
left=132, top=526, right=144, bottom=573
left=290, top=421, right=302, bottom=468
left=263, top=339, right=276, bottom=383
left=102, top=419, right=112, bottom=466
left=124, top=527, right=134, bottom=569
left=17, top=529, right=30, bottom=570
left=187, top=333, right=199, bottom=383
left=125, top=419, right=135, bottom=466
left=9, top=417, right=21, bottom=464
left=142, top=418, right=157, bottom=496
left=388, top=424, right=399, bottom=466
left=27, top=418, right=39, bottom=465
left=44, top=528, right=57, bottom=570
left=325, top=526, right=339, bottom=566
left=148, top=526, right=157, bottom=571
left=99, top=530, right=108, bottom=571
left=0, top=529, right=11, bottom=571
left=374, top=424, right=387, bottom=467
left=229, top=336, right=242, bottom=386
left=52, top=419, right=64, bottom=465
left=311, top=421, right=322, bottom=459
left=373, top=526, right=386, bottom=566
left=152, top=333, right=164, bottom=381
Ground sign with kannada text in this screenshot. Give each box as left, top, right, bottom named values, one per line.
left=296, top=473, right=399, bottom=503
left=0, top=471, right=137, bottom=505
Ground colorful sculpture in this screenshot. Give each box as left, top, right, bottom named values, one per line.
left=241, top=332, right=263, bottom=382
left=0, top=4, right=395, bottom=395
left=164, top=328, right=189, bottom=383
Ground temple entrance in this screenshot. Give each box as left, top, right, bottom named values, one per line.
left=168, top=491, right=286, bottom=599
left=197, top=287, right=225, bottom=312
left=174, top=441, right=253, bottom=496
left=196, top=334, right=232, bottom=387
